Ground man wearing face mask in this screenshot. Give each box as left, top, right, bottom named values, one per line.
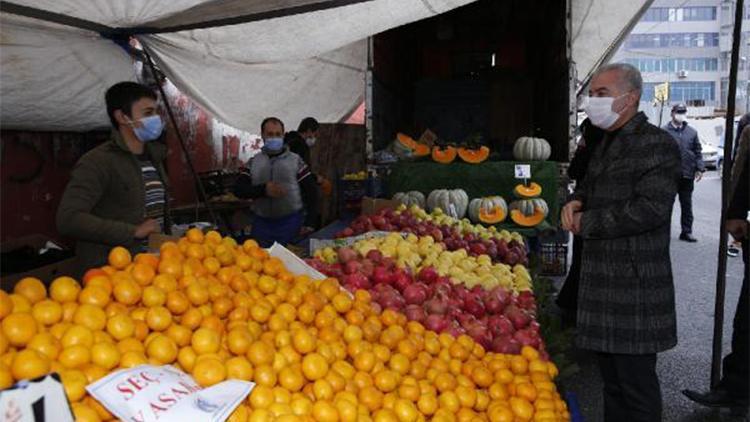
left=233, top=117, right=317, bottom=246
left=663, top=103, right=704, bottom=242
left=561, top=63, right=681, bottom=421
left=57, top=82, right=170, bottom=271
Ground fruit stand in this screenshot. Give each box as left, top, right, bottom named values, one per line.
left=0, top=226, right=572, bottom=421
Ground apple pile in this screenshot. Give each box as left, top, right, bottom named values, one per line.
left=307, top=248, right=545, bottom=357
left=335, top=207, right=528, bottom=267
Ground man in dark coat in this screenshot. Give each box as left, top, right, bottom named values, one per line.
left=562, top=63, right=682, bottom=421
left=663, top=103, right=705, bottom=242
left=683, top=126, right=749, bottom=414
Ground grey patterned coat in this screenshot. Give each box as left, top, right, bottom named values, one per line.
left=572, top=112, right=682, bottom=354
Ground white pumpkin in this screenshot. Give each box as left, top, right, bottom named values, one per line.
left=427, top=189, right=469, bottom=218
left=468, top=196, right=508, bottom=224
left=513, top=137, right=551, bottom=161
left=511, top=198, right=549, bottom=217
left=392, top=191, right=426, bottom=209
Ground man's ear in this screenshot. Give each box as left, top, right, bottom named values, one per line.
left=114, top=109, right=130, bottom=126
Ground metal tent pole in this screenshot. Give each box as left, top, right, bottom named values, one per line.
left=710, top=0, right=743, bottom=388
left=140, top=43, right=220, bottom=230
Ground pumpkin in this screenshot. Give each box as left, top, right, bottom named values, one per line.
left=396, top=133, right=418, bottom=150
left=457, top=146, right=490, bottom=164
left=513, top=137, right=551, bottom=161
left=513, top=182, right=542, bottom=198
left=468, top=196, right=508, bottom=224
left=392, top=191, right=426, bottom=209
left=509, top=198, right=549, bottom=227
left=432, top=145, right=457, bottom=164
left=413, top=144, right=431, bottom=157
left=427, top=189, right=469, bottom=218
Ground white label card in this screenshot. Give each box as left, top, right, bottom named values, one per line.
left=514, top=164, right=532, bottom=179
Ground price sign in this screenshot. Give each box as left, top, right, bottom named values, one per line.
left=514, top=164, right=532, bottom=179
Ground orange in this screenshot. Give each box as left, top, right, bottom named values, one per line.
left=509, top=397, right=534, bottom=420
left=71, top=403, right=101, bottom=422
left=225, top=356, right=253, bottom=381
left=388, top=353, right=410, bottom=375
left=374, top=370, right=398, bottom=393
left=119, top=351, right=148, bottom=368
left=193, top=358, right=226, bottom=387
left=31, top=299, right=63, bottom=326
left=158, top=258, right=183, bottom=279
left=292, top=329, right=317, bottom=354
left=82, top=269, right=108, bottom=284
left=146, top=334, right=178, bottom=364
left=134, top=253, right=160, bottom=270
left=78, top=285, right=111, bottom=307
left=186, top=228, right=205, bottom=244
left=62, top=325, right=94, bottom=348
left=227, top=328, right=253, bottom=356
left=472, top=366, right=494, bottom=388
left=249, top=385, right=275, bottom=409
left=27, top=333, right=61, bottom=360
left=59, top=345, right=91, bottom=369
left=113, top=279, right=142, bottom=305
left=2, top=312, right=37, bottom=346
left=166, top=290, right=190, bottom=315
left=212, top=297, right=234, bottom=318
left=192, top=327, right=221, bottom=354
left=50, top=276, right=82, bottom=303
left=331, top=294, right=352, bottom=314
left=510, top=355, right=529, bottom=375
left=278, top=367, right=304, bottom=392
left=14, top=277, right=47, bottom=304
left=11, top=349, right=50, bottom=380
left=0, top=290, right=13, bottom=319
left=108, top=246, right=132, bottom=270
left=434, top=372, right=456, bottom=393
left=91, top=342, right=121, bottom=369
left=311, top=400, right=339, bottom=422
left=393, top=398, right=419, bottom=422
left=73, top=303, right=107, bottom=331
left=166, top=324, right=192, bottom=347
left=132, top=263, right=156, bottom=286
left=488, top=405, right=514, bottom=422
left=9, top=293, right=32, bottom=313
left=247, top=340, right=275, bottom=366
left=254, top=364, right=277, bottom=388
left=186, top=283, right=209, bottom=306
left=0, top=363, right=13, bottom=389
left=177, top=346, right=198, bottom=372
left=107, top=313, right=135, bottom=340
left=85, top=396, right=114, bottom=421
left=180, top=308, right=203, bottom=329
left=302, top=352, right=329, bottom=381
left=145, top=306, right=172, bottom=331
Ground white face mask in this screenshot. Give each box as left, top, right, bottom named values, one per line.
left=306, top=137, right=316, bottom=147
left=673, top=114, right=686, bottom=123
left=583, top=93, right=628, bottom=130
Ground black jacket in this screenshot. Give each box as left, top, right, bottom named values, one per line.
left=663, top=121, right=704, bottom=178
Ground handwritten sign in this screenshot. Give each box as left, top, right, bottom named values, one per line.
left=514, top=164, right=532, bottom=179
left=0, top=374, right=74, bottom=422
left=87, top=365, right=253, bottom=422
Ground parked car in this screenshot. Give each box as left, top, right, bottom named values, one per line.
left=701, top=140, right=722, bottom=170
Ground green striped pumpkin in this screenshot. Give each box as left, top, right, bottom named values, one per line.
left=513, top=137, right=551, bottom=161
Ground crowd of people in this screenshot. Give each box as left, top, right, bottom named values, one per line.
left=54, top=69, right=748, bottom=421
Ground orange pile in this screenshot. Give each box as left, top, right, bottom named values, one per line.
left=0, top=229, right=569, bottom=422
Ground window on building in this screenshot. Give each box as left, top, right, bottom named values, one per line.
left=622, top=58, right=718, bottom=73
left=671, top=82, right=715, bottom=102
left=641, top=6, right=716, bottom=21
left=625, top=33, right=719, bottom=49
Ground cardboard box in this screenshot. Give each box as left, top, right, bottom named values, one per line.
left=147, top=233, right=181, bottom=251
left=360, top=197, right=399, bottom=216
left=0, top=235, right=79, bottom=291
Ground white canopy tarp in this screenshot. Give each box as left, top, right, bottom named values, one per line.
left=571, top=0, right=653, bottom=88
left=1, top=0, right=651, bottom=132
left=1, top=0, right=474, bottom=132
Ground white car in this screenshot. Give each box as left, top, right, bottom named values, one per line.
left=701, top=141, right=722, bottom=170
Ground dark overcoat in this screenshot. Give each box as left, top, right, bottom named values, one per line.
left=573, top=112, right=682, bottom=354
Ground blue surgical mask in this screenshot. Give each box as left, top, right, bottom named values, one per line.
left=130, top=115, right=164, bottom=142
left=264, top=137, right=284, bottom=151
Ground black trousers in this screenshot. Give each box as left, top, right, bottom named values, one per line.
left=597, top=353, right=662, bottom=422
left=718, top=238, right=749, bottom=402
left=556, top=235, right=582, bottom=311
left=678, top=178, right=694, bottom=235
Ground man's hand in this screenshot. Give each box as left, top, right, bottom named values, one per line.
left=134, top=219, right=161, bottom=239
left=727, top=219, right=748, bottom=241
left=265, top=181, right=287, bottom=198
left=695, top=171, right=703, bottom=182
left=562, top=200, right=583, bottom=233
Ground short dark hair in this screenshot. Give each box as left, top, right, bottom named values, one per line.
left=261, top=117, right=284, bottom=134
left=298, top=117, right=319, bottom=133
left=105, top=82, right=157, bottom=128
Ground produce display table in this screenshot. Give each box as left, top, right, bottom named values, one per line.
left=386, top=161, right=559, bottom=236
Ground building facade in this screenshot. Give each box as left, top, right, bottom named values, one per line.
left=612, top=0, right=750, bottom=116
